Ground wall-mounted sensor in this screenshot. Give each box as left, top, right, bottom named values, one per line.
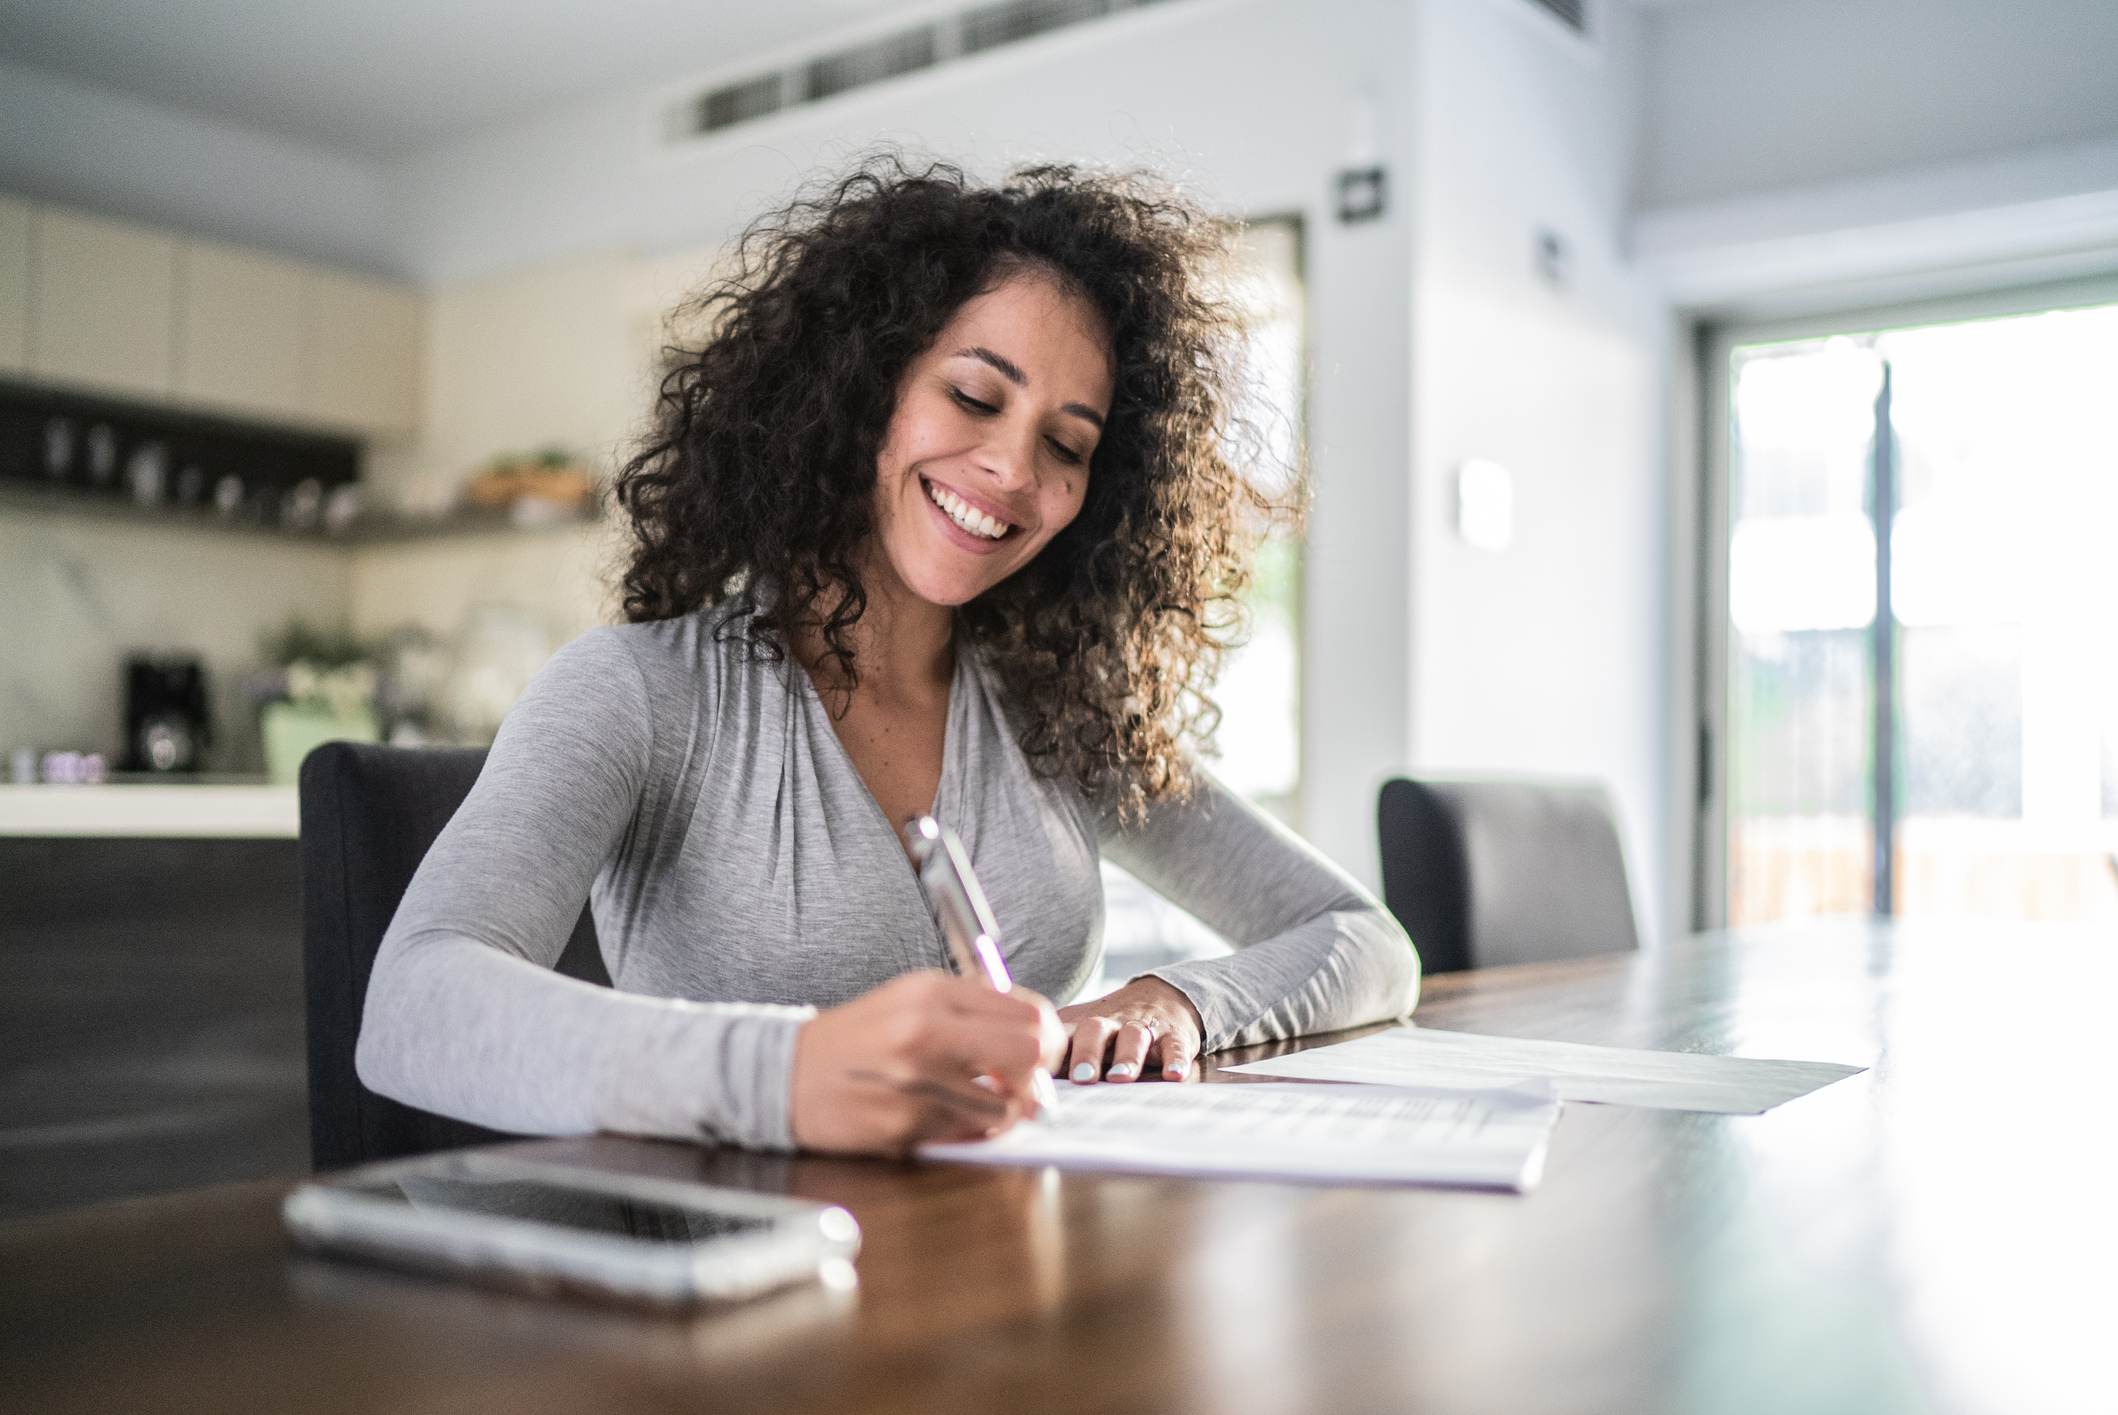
left=1455, top=459, right=1514, bottom=552
left=1336, top=167, right=1387, bottom=224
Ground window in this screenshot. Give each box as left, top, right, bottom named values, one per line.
left=1202, top=216, right=1305, bottom=820
left=1713, top=296, right=2118, bottom=925
left=1094, top=215, right=1308, bottom=989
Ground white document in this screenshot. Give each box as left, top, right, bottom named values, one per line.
left=918, top=1080, right=1559, bottom=1192
left=1224, top=1025, right=1863, bottom=1114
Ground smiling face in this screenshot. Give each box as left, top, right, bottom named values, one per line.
left=866, top=269, right=1115, bottom=611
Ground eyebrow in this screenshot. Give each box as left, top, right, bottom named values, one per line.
left=953, top=346, right=1106, bottom=431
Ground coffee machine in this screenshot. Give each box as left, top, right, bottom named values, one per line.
left=121, top=654, right=212, bottom=774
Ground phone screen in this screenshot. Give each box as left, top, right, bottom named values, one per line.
left=337, top=1173, right=780, bottom=1245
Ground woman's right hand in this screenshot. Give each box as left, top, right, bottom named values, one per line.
left=788, top=970, right=1064, bottom=1155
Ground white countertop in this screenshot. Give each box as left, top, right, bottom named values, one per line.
left=0, top=783, right=299, bottom=838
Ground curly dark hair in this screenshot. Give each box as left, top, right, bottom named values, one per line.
left=612, top=151, right=1293, bottom=824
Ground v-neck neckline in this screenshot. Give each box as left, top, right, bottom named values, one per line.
left=793, top=630, right=966, bottom=859
left=789, top=624, right=975, bottom=974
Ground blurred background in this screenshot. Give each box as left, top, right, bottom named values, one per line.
left=2, top=0, right=2114, bottom=1214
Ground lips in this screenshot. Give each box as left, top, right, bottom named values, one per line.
left=918, top=475, right=1021, bottom=554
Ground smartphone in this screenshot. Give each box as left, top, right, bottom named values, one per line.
left=282, top=1149, right=860, bottom=1308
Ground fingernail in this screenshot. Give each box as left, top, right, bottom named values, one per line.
left=1071, top=1063, right=1097, bottom=1082
left=1165, top=1060, right=1187, bottom=1079
left=1107, top=1062, right=1137, bottom=1079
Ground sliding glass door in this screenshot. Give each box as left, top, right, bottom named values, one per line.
left=1708, top=292, right=2118, bottom=927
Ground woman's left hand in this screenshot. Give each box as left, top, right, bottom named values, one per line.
left=1055, top=977, right=1205, bottom=1083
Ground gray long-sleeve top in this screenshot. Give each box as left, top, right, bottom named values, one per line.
left=355, top=592, right=1420, bottom=1152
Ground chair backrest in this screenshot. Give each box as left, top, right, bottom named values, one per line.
left=1376, top=776, right=1639, bottom=975
left=298, top=741, right=609, bottom=1171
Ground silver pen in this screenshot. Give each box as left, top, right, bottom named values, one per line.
left=902, top=815, right=1062, bottom=1118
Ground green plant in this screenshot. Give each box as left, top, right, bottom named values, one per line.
left=260, top=619, right=373, bottom=670
left=483, top=444, right=581, bottom=472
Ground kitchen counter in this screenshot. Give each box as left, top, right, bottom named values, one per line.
left=0, top=782, right=298, bottom=837
left=2, top=807, right=307, bottom=1220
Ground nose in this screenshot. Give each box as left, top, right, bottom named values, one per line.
left=973, top=419, right=1039, bottom=495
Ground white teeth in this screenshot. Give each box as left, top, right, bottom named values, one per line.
left=925, top=480, right=1007, bottom=540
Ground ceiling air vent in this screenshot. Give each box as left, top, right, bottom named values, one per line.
left=694, top=72, right=783, bottom=134
left=963, top=0, right=1113, bottom=55
left=1525, top=0, right=1587, bottom=35
left=664, top=0, right=1183, bottom=143
left=806, top=28, right=940, bottom=103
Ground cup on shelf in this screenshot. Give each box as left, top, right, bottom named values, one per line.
left=85, top=424, right=118, bottom=487
left=323, top=484, right=363, bottom=534
left=282, top=478, right=325, bottom=530
left=42, top=417, right=75, bottom=481
left=37, top=750, right=109, bottom=784
left=127, top=442, right=169, bottom=507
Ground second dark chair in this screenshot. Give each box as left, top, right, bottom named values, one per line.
left=1377, top=775, right=1640, bottom=975
left=298, top=741, right=610, bottom=1172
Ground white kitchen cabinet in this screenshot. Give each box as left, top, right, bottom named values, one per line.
left=174, top=239, right=307, bottom=424
left=0, top=195, right=29, bottom=375
left=6, top=194, right=427, bottom=441
left=29, top=207, right=178, bottom=402
left=305, top=268, right=422, bottom=439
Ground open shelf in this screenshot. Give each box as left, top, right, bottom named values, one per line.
left=0, top=480, right=602, bottom=546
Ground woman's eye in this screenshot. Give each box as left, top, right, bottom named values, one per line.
left=949, top=385, right=1083, bottom=463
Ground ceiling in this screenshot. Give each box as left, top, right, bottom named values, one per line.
left=1, top=0, right=1720, bottom=163
left=0, top=0, right=956, bottom=160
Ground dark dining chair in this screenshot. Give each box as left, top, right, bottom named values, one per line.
left=298, top=741, right=609, bottom=1171
left=1376, top=775, right=1640, bottom=975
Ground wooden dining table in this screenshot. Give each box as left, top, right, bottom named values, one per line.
left=3, top=920, right=2109, bottom=1415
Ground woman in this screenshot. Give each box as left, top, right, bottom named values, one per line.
left=356, top=155, right=1419, bottom=1157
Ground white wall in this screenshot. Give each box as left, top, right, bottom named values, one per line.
left=1407, top=0, right=1672, bottom=942
left=348, top=250, right=647, bottom=662
left=383, top=0, right=1423, bottom=882
left=1637, top=0, right=2118, bottom=211
left=346, top=522, right=620, bottom=648
left=1632, top=0, right=2118, bottom=313
left=362, top=250, right=643, bottom=511
left=0, top=57, right=401, bottom=276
